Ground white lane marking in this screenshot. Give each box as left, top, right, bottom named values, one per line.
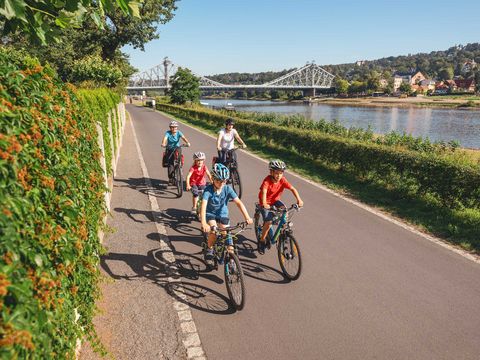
left=154, top=108, right=480, bottom=265
left=129, top=112, right=207, bottom=359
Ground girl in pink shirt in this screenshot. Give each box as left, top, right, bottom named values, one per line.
left=186, top=152, right=213, bottom=213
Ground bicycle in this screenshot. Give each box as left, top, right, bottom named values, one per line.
left=202, top=222, right=248, bottom=310
left=164, top=144, right=188, bottom=198
left=193, top=186, right=207, bottom=220
left=253, top=204, right=302, bottom=280
left=214, top=146, right=244, bottom=199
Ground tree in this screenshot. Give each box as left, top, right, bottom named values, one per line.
left=335, top=78, right=349, bottom=95
left=348, top=81, right=367, bottom=95
left=8, top=28, right=136, bottom=84
left=399, top=82, right=412, bottom=95
left=366, top=74, right=381, bottom=92
left=70, top=55, right=124, bottom=87
left=0, top=0, right=142, bottom=44
left=78, top=0, right=177, bottom=60
left=169, top=67, right=200, bottom=105
left=438, top=66, right=454, bottom=80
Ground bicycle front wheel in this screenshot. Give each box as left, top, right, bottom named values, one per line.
left=175, top=165, right=183, bottom=198
left=230, top=168, right=242, bottom=199
left=224, top=252, right=246, bottom=310
left=277, top=233, right=302, bottom=280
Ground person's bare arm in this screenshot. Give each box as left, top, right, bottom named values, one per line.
left=161, top=134, right=168, bottom=147
left=186, top=171, right=192, bottom=191
left=181, top=135, right=190, bottom=146
left=261, top=187, right=269, bottom=209
left=290, top=187, right=303, bottom=207
left=200, top=200, right=209, bottom=233
left=234, top=132, right=246, bottom=147
left=216, top=133, right=222, bottom=151
left=205, top=169, right=213, bottom=183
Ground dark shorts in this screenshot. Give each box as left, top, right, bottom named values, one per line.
left=205, top=215, right=230, bottom=225
left=191, top=185, right=206, bottom=197
left=260, top=200, right=285, bottom=222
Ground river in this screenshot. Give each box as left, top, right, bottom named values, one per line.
left=202, top=99, right=480, bottom=149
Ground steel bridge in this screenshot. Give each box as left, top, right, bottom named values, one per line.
left=127, top=57, right=335, bottom=95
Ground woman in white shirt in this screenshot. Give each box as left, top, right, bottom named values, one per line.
left=216, top=118, right=247, bottom=164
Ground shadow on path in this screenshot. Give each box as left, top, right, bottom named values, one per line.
left=115, top=177, right=180, bottom=199
left=100, top=247, right=236, bottom=314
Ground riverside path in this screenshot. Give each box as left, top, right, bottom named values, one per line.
left=82, top=104, right=480, bottom=360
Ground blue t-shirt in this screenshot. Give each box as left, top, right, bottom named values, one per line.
left=165, top=130, right=184, bottom=149
left=203, top=184, right=238, bottom=218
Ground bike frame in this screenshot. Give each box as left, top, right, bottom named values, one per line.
left=167, top=145, right=183, bottom=167
left=225, top=149, right=238, bottom=169
left=256, top=204, right=297, bottom=244
left=270, top=209, right=289, bottom=243
left=208, top=223, right=247, bottom=263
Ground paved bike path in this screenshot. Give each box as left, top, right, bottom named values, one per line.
left=127, top=104, right=480, bottom=360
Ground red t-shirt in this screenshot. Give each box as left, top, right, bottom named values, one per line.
left=258, top=176, right=293, bottom=205
left=188, top=164, right=207, bottom=186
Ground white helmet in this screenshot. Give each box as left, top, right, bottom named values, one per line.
left=169, top=121, right=179, bottom=127
left=193, top=152, right=206, bottom=160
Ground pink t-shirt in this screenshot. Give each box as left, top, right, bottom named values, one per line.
left=188, top=164, right=207, bottom=186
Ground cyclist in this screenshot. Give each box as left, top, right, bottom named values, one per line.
left=257, top=160, right=303, bottom=255
left=216, top=118, right=247, bottom=165
left=201, top=163, right=252, bottom=266
left=161, top=121, right=190, bottom=184
left=186, top=152, right=213, bottom=214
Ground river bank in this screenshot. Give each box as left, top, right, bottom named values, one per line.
left=202, top=94, right=480, bottom=109
left=309, top=95, right=480, bottom=109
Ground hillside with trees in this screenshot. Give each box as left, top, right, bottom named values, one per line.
left=207, top=43, right=480, bottom=91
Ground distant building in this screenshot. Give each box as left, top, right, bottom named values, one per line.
left=355, top=60, right=367, bottom=66
left=434, top=81, right=449, bottom=94
left=393, top=71, right=426, bottom=92
left=379, top=78, right=389, bottom=89
left=420, top=79, right=436, bottom=91
left=454, top=79, right=476, bottom=93
left=461, top=60, right=477, bottom=73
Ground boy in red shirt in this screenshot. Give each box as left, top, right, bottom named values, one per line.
left=186, top=152, right=212, bottom=213
left=257, top=160, right=303, bottom=254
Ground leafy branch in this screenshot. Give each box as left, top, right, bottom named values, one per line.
left=0, top=0, right=142, bottom=44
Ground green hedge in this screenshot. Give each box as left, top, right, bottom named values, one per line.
left=157, top=103, right=480, bottom=209
left=77, top=89, right=120, bottom=175
left=0, top=49, right=120, bottom=358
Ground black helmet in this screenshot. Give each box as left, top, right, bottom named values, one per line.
left=225, top=118, right=234, bottom=126
left=268, top=159, right=286, bottom=171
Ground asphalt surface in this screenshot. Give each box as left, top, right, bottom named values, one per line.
left=97, top=104, right=480, bottom=360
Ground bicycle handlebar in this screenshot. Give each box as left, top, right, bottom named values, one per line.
left=162, top=143, right=190, bottom=149
left=210, top=221, right=249, bottom=234
left=270, top=204, right=301, bottom=214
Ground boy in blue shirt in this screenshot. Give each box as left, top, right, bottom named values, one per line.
left=201, top=163, right=252, bottom=266
left=161, top=121, right=190, bottom=183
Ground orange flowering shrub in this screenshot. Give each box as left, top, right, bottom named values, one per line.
left=0, top=48, right=120, bottom=358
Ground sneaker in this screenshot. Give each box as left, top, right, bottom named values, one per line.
left=191, top=207, right=197, bottom=214
left=204, top=248, right=215, bottom=267
left=258, top=241, right=266, bottom=255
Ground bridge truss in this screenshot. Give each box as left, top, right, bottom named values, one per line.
left=127, top=60, right=334, bottom=91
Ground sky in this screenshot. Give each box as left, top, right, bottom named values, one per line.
left=123, top=0, right=480, bottom=76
